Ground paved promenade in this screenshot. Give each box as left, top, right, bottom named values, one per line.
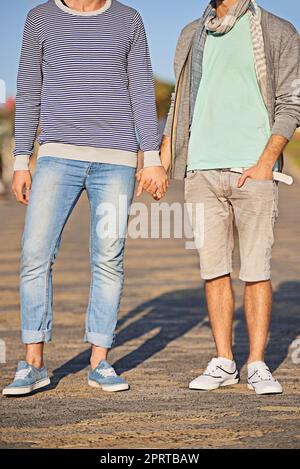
left=0, top=165, right=299, bottom=449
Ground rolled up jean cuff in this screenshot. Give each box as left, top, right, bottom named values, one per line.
left=84, top=331, right=115, bottom=349
left=22, top=329, right=52, bottom=344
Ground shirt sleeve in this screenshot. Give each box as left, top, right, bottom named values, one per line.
left=271, top=31, right=300, bottom=141
left=163, top=25, right=187, bottom=139
left=13, top=12, right=43, bottom=168
left=127, top=12, right=162, bottom=167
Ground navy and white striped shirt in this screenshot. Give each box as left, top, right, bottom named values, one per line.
left=14, top=0, right=161, bottom=169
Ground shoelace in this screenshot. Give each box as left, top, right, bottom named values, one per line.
left=15, top=368, right=31, bottom=380
left=251, top=367, right=274, bottom=382
left=203, top=358, right=219, bottom=376
left=98, top=367, right=117, bottom=378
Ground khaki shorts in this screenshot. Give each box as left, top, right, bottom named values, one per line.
left=185, top=170, right=279, bottom=282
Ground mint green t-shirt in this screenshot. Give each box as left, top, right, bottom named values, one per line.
left=188, top=14, right=271, bottom=171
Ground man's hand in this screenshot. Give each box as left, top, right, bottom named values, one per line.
left=12, top=170, right=32, bottom=205
left=238, top=134, right=288, bottom=188
left=136, top=166, right=169, bottom=200
left=237, top=162, right=273, bottom=188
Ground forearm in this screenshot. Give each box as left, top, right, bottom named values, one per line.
left=238, top=134, right=289, bottom=186
left=128, top=12, right=161, bottom=168
left=14, top=13, right=42, bottom=170
left=160, top=134, right=171, bottom=171
left=129, top=75, right=161, bottom=166
left=258, top=135, right=288, bottom=169
left=14, top=95, right=41, bottom=169
left=271, top=32, right=300, bottom=141
left=129, top=81, right=161, bottom=168
left=164, top=92, right=175, bottom=138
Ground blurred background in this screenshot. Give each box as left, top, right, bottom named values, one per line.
left=0, top=0, right=299, bottom=192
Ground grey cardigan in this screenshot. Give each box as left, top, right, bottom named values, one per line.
left=164, top=8, right=300, bottom=180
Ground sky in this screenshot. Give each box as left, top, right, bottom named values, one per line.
left=1, top=0, right=299, bottom=97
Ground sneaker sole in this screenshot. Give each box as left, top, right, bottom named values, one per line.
left=88, top=379, right=129, bottom=393
left=189, top=377, right=240, bottom=391
left=247, top=383, right=283, bottom=395
left=2, top=377, right=51, bottom=396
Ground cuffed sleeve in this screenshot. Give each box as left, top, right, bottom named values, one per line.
left=143, top=150, right=161, bottom=167
left=14, top=155, right=30, bottom=171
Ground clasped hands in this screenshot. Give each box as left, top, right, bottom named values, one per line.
left=136, top=166, right=169, bottom=200
left=136, top=139, right=171, bottom=200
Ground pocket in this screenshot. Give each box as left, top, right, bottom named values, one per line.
left=245, top=177, right=274, bottom=190
left=184, top=170, right=198, bottom=199
left=185, top=170, right=198, bottom=181
left=247, top=177, right=273, bottom=184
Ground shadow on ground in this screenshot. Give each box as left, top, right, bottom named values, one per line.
left=50, top=281, right=300, bottom=388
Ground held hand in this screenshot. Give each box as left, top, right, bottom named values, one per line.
left=135, top=169, right=164, bottom=201
left=136, top=166, right=169, bottom=200
left=237, top=163, right=273, bottom=188
left=12, top=170, right=32, bottom=205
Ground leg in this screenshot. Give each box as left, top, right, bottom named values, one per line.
left=26, top=343, right=44, bottom=369
left=231, top=174, right=279, bottom=365
left=185, top=170, right=235, bottom=359
left=21, top=157, right=85, bottom=366
left=245, top=280, right=282, bottom=395
left=206, top=274, right=235, bottom=360
left=85, top=163, right=135, bottom=368
left=244, top=280, right=272, bottom=363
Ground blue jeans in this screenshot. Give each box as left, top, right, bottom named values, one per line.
left=20, top=157, right=136, bottom=348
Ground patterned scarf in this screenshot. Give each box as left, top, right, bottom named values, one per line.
left=191, top=0, right=267, bottom=121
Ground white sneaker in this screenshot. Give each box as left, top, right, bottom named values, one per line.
left=247, top=361, right=283, bottom=395
left=189, top=357, right=240, bottom=391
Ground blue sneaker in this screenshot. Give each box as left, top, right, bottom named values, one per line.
left=88, top=360, right=129, bottom=392
left=2, top=361, right=50, bottom=396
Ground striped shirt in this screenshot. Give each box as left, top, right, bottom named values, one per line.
left=14, top=0, right=161, bottom=170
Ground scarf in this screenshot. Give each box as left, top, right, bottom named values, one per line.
left=190, top=0, right=267, bottom=122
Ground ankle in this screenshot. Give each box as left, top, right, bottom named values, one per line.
left=26, top=357, right=44, bottom=369
left=25, top=343, right=44, bottom=369
left=90, top=357, right=107, bottom=369
left=217, top=352, right=234, bottom=361
left=90, top=348, right=108, bottom=369
left=248, top=356, right=265, bottom=366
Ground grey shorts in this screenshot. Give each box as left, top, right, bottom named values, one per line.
left=185, top=170, right=279, bottom=282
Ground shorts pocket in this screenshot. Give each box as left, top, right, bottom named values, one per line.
left=185, top=170, right=198, bottom=181
left=246, top=177, right=274, bottom=184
